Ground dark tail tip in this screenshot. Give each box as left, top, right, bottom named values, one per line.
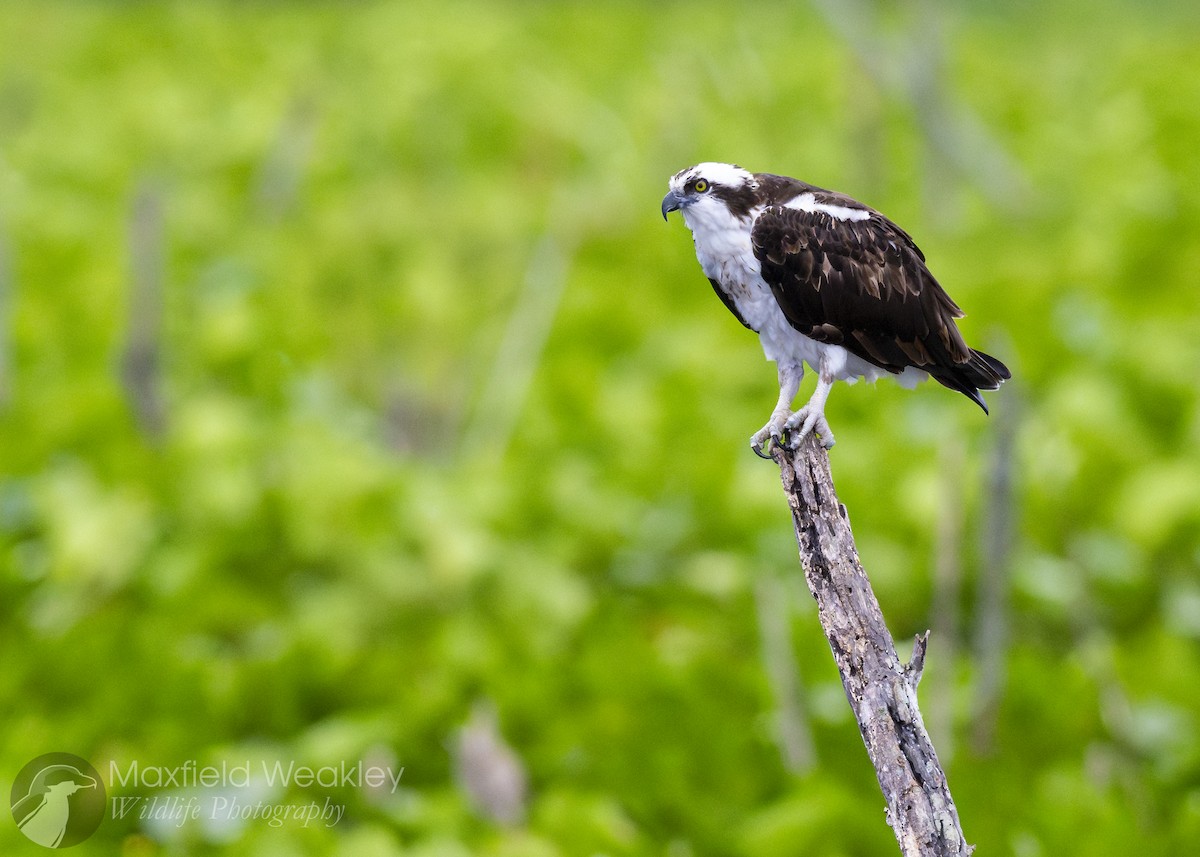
left=973, top=349, right=1012, bottom=383
left=935, top=349, right=1011, bottom=414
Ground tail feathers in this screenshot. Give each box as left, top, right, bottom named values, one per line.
left=932, top=349, right=1011, bottom=414
left=972, top=349, right=1012, bottom=385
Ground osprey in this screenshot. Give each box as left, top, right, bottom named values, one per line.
left=662, top=162, right=1010, bottom=455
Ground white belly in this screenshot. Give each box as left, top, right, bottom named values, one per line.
left=700, top=243, right=924, bottom=388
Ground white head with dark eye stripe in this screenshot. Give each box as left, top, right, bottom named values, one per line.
left=662, top=163, right=760, bottom=231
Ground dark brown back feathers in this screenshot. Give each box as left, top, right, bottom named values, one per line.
left=750, top=198, right=1010, bottom=410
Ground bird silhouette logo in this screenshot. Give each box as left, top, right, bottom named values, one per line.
left=10, top=753, right=106, bottom=848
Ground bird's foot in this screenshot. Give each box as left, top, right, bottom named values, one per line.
left=784, top=406, right=836, bottom=450
left=750, top=408, right=792, bottom=459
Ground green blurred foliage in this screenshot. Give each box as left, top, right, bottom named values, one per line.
left=0, top=1, right=1198, bottom=855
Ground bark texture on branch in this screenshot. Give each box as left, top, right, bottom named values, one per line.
left=772, top=436, right=972, bottom=857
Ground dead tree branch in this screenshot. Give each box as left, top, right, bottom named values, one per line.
left=772, top=436, right=971, bottom=857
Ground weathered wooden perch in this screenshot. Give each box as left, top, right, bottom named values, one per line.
left=772, top=435, right=971, bottom=857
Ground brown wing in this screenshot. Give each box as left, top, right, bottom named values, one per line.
left=751, top=204, right=1009, bottom=409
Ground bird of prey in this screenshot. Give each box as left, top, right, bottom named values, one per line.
left=662, top=162, right=1010, bottom=455
left=11, top=764, right=98, bottom=848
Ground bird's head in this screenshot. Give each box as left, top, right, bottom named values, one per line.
left=661, top=163, right=759, bottom=226
left=36, top=766, right=97, bottom=796
left=46, top=777, right=95, bottom=797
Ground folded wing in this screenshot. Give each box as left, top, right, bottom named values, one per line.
left=750, top=204, right=1010, bottom=411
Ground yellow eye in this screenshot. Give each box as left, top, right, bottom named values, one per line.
left=694, top=180, right=709, bottom=193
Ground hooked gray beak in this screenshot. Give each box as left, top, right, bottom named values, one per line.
left=661, top=190, right=684, bottom=221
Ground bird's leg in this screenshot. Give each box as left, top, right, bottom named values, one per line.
left=785, top=360, right=836, bottom=449
left=751, top=361, right=803, bottom=459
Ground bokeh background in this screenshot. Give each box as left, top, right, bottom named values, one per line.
left=1, top=1, right=1198, bottom=855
